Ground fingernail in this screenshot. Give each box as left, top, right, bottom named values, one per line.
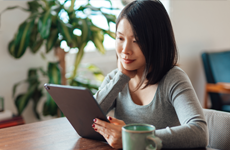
left=109, top=116, right=112, bottom=120
left=92, top=124, right=95, bottom=128
left=94, top=129, right=97, bottom=131
left=93, top=119, right=97, bottom=122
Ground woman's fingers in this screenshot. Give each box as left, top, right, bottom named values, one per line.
left=92, top=119, right=123, bottom=149
left=93, top=118, right=110, bottom=127
left=107, top=116, right=126, bottom=126
left=92, top=119, right=111, bottom=140
left=93, top=123, right=110, bottom=139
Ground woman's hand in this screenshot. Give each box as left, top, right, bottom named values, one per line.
left=92, top=116, right=126, bottom=149
left=118, top=58, right=137, bottom=78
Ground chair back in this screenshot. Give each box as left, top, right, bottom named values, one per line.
left=207, top=51, right=230, bottom=83
left=203, top=109, right=230, bottom=150
left=201, top=51, right=230, bottom=110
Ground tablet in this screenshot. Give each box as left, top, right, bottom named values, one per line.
left=44, top=83, right=109, bottom=141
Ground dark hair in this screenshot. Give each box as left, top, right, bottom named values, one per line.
left=116, top=0, right=178, bottom=89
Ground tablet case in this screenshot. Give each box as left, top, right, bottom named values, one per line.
left=44, top=83, right=109, bottom=141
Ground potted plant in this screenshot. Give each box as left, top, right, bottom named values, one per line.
left=1, top=0, right=117, bottom=119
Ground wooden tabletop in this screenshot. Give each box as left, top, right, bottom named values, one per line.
left=0, top=117, right=217, bottom=150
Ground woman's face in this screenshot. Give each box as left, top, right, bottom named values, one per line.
left=115, top=18, right=146, bottom=72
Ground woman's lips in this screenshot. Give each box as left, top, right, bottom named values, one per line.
left=122, top=58, right=135, bottom=64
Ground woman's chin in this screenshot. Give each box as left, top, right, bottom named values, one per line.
left=123, top=66, right=137, bottom=71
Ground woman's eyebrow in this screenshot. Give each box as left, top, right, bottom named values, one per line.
left=117, top=31, right=124, bottom=35
left=117, top=31, right=134, bottom=37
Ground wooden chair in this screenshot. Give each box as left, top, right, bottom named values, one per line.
left=204, top=83, right=230, bottom=109
left=202, top=51, right=230, bottom=111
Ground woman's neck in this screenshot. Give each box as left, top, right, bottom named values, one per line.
left=129, top=68, right=147, bottom=91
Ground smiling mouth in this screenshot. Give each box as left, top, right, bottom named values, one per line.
left=122, top=58, right=135, bottom=64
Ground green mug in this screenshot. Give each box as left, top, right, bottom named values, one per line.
left=122, top=123, right=162, bottom=150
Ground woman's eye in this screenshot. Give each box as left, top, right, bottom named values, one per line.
left=117, top=37, right=123, bottom=41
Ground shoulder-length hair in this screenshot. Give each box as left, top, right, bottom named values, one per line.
left=116, top=0, right=178, bottom=89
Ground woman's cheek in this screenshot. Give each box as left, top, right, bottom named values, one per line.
left=115, top=47, right=122, bottom=56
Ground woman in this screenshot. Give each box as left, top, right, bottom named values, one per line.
left=92, top=0, right=208, bottom=149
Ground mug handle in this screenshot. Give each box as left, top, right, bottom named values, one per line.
left=145, top=135, right=162, bottom=150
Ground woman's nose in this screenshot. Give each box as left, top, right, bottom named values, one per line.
left=122, top=41, right=132, bottom=54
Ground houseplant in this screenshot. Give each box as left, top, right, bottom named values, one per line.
left=1, top=0, right=117, bottom=119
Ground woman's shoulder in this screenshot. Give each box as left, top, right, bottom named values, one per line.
left=167, top=66, right=186, bottom=76
left=162, top=66, right=192, bottom=87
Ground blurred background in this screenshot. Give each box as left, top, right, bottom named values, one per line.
left=0, top=0, right=230, bottom=125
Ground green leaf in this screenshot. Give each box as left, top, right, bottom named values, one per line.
left=80, top=19, right=90, bottom=43
left=32, top=39, right=44, bottom=53
left=68, top=9, right=77, bottom=25
left=43, top=93, right=58, bottom=116
left=29, top=24, right=38, bottom=52
left=12, top=68, right=40, bottom=99
left=51, top=5, right=62, bottom=12
left=51, top=15, right=58, bottom=26
left=12, top=80, right=26, bottom=98
left=48, top=62, right=61, bottom=84
left=46, top=28, right=58, bottom=53
left=43, top=62, right=61, bottom=116
left=27, top=69, right=39, bottom=87
left=47, top=0, right=56, bottom=7
left=93, top=38, right=105, bottom=54
left=39, top=67, right=47, bottom=76
left=33, top=99, right=40, bottom=119
left=8, top=40, right=15, bottom=56
left=27, top=1, right=43, bottom=13
left=13, top=67, right=45, bottom=118
left=15, top=94, right=27, bottom=115
left=71, top=18, right=91, bottom=48
left=57, top=19, right=73, bottom=47
left=9, top=20, right=35, bottom=58
left=70, top=42, right=87, bottom=79
left=72, top=35, right=80, bottom=48
left=63, top=0, right=69, bottom=4
left=102, top=13, right=116, bottom=27
left=29, top=24, right=44, bottom=53
left=31, top=88, right=43, bottom=120
left=14, top=83, right=37, bottom=115
left=92, top=31, right=105, bottom=54
left=38, top=9, right=52, bottom=39
left=90, top=25, right=102, bottom=32
left=78, top=5, right=100, bottom=12
left=105, top=30, right=115, bottom=39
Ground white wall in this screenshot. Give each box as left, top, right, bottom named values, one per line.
left=170, top=1, right=230, bottom=106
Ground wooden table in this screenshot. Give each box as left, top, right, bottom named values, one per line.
left=0, top=117, right=217, bottom=150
